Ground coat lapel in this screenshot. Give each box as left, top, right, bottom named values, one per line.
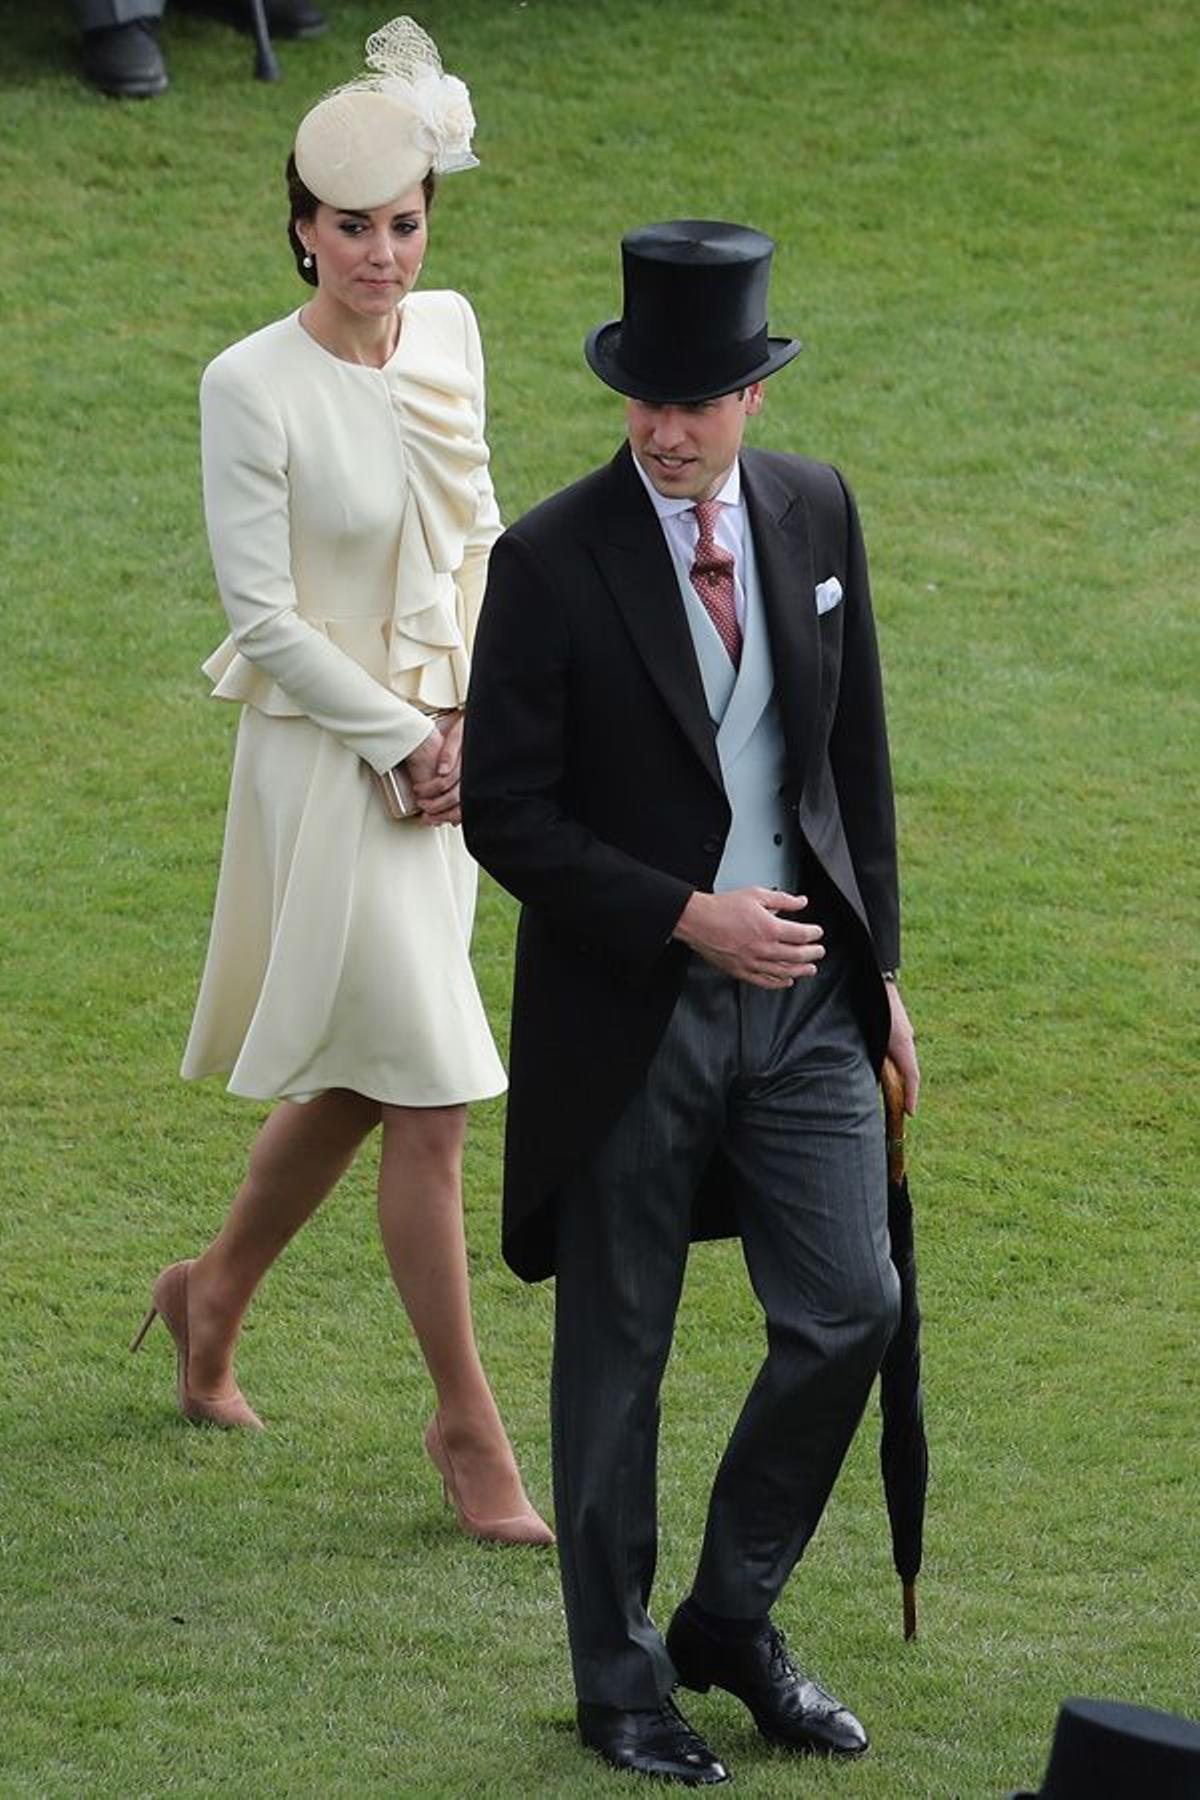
left=592, top=446, right=724, bottom=791
left=740, top=450, right=820, bottom=796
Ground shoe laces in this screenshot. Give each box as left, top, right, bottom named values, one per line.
left=767, top=1627, right=838, bottom=1709
left=766, top=1624, right=799, bottom=1681
left=658, top=1695, right=710, bottom=1760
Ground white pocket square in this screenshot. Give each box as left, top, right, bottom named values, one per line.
left=815, top=577, right=843, bottom=616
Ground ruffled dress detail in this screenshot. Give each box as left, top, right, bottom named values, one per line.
left=199, top=306, right=488, bottom=716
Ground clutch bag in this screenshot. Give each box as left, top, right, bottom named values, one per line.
left=373, top=764, right=418, bottom=821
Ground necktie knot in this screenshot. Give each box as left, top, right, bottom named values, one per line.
left=693, top=498, right=722, bottom=542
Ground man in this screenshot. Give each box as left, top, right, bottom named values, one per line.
left=72, top=0, right=325, bottom=100
left=462, top=220, right=919, bottom=1786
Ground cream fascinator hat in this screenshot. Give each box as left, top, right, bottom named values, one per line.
left=294, top=16, right=478, bottom=211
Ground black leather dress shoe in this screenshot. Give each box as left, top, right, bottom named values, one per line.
left=666, top=1607, right=869, bottom=1758
left=577, top=1697, right=729, bottom=1785
left=260, top=0, right=327, bottom=35
left=81, top=20, right=168, bottom=98
left=177, top=0, right=327, bottom=38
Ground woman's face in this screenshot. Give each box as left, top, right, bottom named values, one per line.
left=299, top=184, right=429, bottom=317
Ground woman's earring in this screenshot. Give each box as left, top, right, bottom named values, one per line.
left=302, top=252, right=314, bottom=270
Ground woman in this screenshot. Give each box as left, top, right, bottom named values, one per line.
left=132, top=18, right=552, bottom=1548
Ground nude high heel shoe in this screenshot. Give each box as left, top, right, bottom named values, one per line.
left=424, top=1415, right=554, bottom=1548
left=131, top=1260, right=264, bottom=1431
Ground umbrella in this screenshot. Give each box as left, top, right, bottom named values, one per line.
left=879, top=1055, right=928, bottom=1640
left=247, top=0, right=281, bottom=81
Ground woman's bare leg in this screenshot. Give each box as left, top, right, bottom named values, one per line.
left=184, top=1088, right=381, bottom=1400
left=376, top=1102, right=537, bottom=1521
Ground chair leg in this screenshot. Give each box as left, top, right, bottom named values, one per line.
left=246, top=0, right=280, bottom=80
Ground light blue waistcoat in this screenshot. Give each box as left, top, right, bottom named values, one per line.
left=669, top=525, right=801, bottom=894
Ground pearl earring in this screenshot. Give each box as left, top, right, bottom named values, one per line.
left=302, top=252, right=314, bottom=269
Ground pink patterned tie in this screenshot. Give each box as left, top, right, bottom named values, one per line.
left=690, top=499, right=741, bottom=667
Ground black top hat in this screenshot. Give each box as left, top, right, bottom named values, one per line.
left=584, top=220, right=801, bottom=404
left=1010, top=1698, right=1200, bottom=1799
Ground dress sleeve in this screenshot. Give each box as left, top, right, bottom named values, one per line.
left=452, top=295, right=502, bottom=656
left=199, top=355, right=434, bottom=771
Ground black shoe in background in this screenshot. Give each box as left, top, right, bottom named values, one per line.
left=81, top=19, right=169, bottom=98
left=176, top=0, right=327, bottom=39
left=261, top=0, right=327, bottom=36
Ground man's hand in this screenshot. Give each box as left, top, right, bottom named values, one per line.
left=671, top=888, right=825, bottom=989
left=886, top=979, right=920, bottom=1114
left=406, top=714, right=464, bottom=827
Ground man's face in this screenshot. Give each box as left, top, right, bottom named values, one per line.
left=626, top=383, right=764, bottom=502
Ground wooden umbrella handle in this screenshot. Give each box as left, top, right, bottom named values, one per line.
left=882, top=1055, right=906, bottom=1185
left=903, top=1581, right=918, bottom=1642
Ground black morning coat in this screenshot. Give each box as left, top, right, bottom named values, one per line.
left=461, top=442, right=900, bottom=1282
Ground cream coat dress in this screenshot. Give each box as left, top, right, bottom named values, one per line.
left=181, top=290, right=507, bottom=1106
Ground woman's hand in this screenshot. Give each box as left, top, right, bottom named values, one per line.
left=405, top=713, right=464, bottom=826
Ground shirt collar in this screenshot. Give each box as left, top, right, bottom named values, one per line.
left=631, top=453, right=742, bottom=521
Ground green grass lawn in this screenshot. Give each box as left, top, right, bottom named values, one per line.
left=2, top=1, right=1197, bottom=1792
